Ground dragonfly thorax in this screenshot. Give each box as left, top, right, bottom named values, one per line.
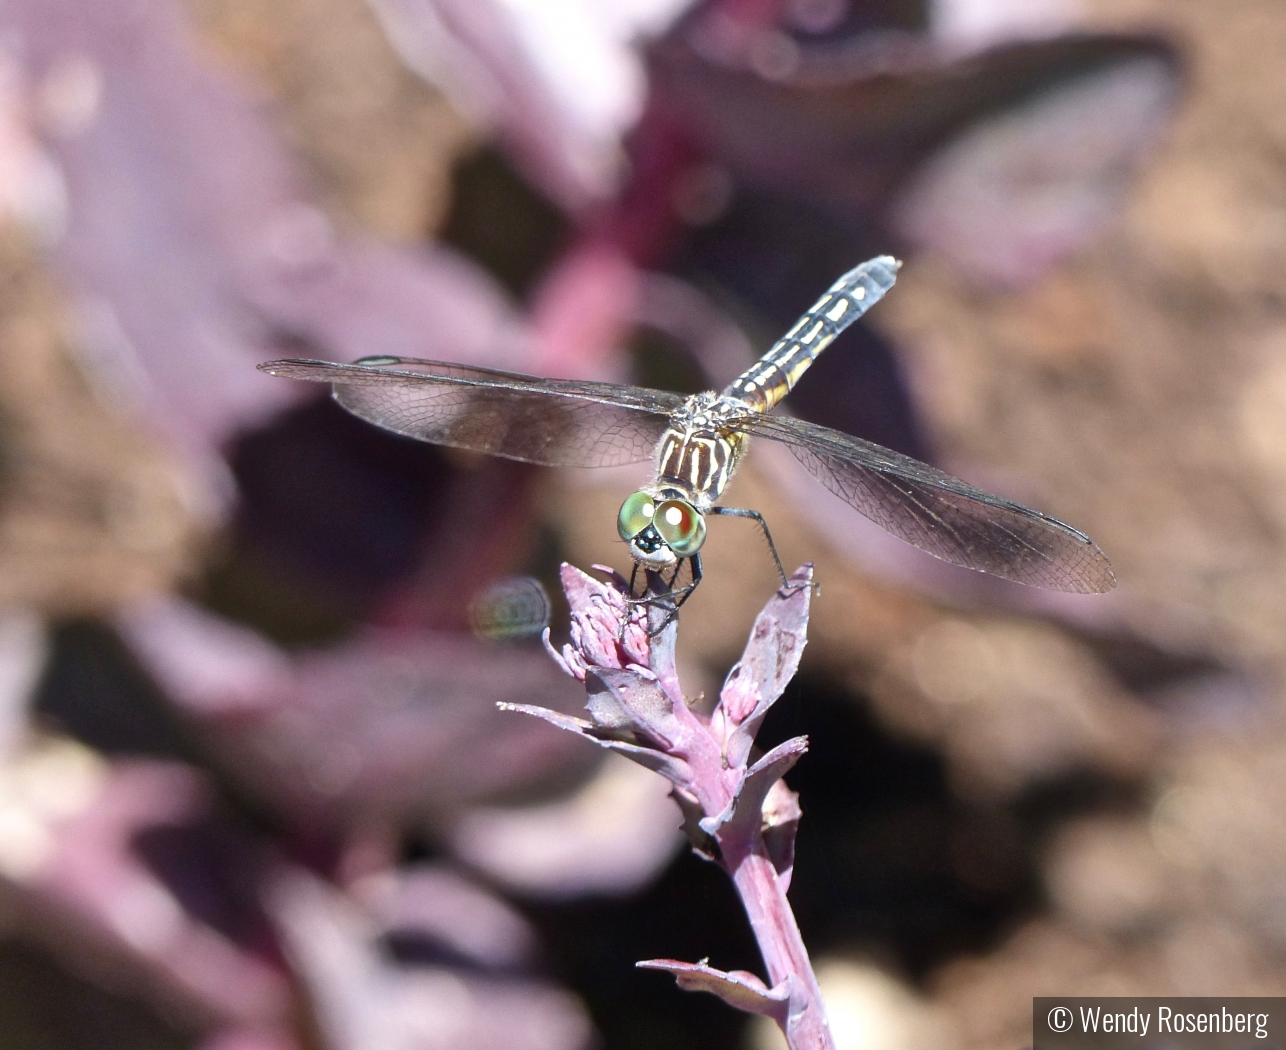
left=614, top=393, right=750, bottom=571
left=653, top=392, right=752, bottom=507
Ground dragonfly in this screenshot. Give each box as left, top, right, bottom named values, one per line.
left=259, top=256, right=1115, bottom=616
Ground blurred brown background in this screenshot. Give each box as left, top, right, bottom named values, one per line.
left=0, top=1, right=1282, bottom=1049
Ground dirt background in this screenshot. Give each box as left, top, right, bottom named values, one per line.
left=4, top=0, right=1286, bottom=1047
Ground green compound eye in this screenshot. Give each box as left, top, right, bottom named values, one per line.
left=617, top=490, right=656, bottom=541
left=653, top=499, right=706, bottom=556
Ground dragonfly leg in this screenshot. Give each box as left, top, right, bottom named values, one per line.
left=669, top=554, right=702, bottom=608
left=622, top=556, right=703, bottom=634
left=710, top=506, right=819, bottom=597
left=708, top=507, right=787, bottom=589
left=646, top=554, right=702, bottom=635
left=666, top=560, right=685, bottom=590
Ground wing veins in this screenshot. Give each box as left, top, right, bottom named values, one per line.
left=259, top=357, right=688, bottom=415
left=725, top=411, right=1114, bottom=592
left=260, top=357, right=681, bottom=469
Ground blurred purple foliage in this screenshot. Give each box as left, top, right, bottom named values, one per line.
left=116, top=596, right=594, bottom=828
left=7, top=0, right=536, bottom=456
left=0, top=0, right=1183, bottom=1045
left=269, top=866, right=592, bottom=1050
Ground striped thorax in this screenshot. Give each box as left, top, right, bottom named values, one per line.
left=655, top=392, right=751, bottom=507
left=618, top=393, right=752, bottom=569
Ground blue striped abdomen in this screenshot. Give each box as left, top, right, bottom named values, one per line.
left=723, top=256, right=900, bottom=413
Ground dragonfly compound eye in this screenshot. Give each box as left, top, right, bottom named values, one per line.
left=653, top=499, right=706, bottom=556
left=618, top=490, right=656, bottom=541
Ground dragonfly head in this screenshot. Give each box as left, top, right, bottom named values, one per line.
left=617, top=489, right=706, bottom=568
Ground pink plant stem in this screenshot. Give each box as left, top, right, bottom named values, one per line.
left=526, top=564, right=830, bottom=1046
left=722, top=837, right=836, bottom=1050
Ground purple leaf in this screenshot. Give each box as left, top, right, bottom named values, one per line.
left=117, top=597, right=593, bottom=827
left=715, top=565, right=813, bottom=769
left=201, top=1032, right=301, bottom=1050
left=366, top=0, right=629, bottom=212
left=890, top=52, right=1181, bottom=286
left=760, top=778, right=802, bottom=891
left=2, top=755, right=293, bottom=1029
left=448, top=757, right=683, bottom=898
left=699, top=735, right=807, bottom=841
left=649, top=24, right=1180, bottom=284
left=499, top=701, right=696, bottom=787
left=357, top=863, right=539, bottom=969
left=269, top=869, right=593, bottom=1050
left=587, top=668, right=683, bottom=747
left=498, top=703, right=598, bottom=736
left=636, top=958, right=790, bottom=1020
left=669, top=783, right=718, bottom=861
left=5, top=0, right=536, bottom=489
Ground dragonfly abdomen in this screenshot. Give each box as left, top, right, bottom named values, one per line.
left=723, top=255, right=901, bottom=413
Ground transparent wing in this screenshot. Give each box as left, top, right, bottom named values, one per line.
left=731, top=412, right=1115, bottom=593
left=259, top=357, right=687, bottom=468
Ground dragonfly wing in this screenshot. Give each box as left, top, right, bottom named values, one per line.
left=735, top=413, right=1116, bottom=593
left=260, top=357, right=685, bottom=468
